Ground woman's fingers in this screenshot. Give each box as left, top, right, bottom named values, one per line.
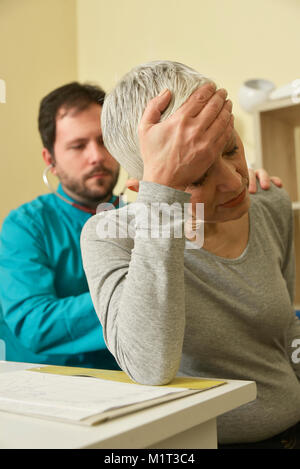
left=194, top=89, right=229, bottom=130
left=212, top=114, right=235, bottom=156
left=178, top=82, right=217, bottom=118
left=205, top=99, right=233, bottom=143
left=139, top=89, right=172, bottom=131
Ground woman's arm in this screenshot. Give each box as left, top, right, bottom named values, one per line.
left=81, top=182, right=190, bottom=385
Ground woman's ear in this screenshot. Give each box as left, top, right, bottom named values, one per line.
left=126, top=179, right=140, bottom=192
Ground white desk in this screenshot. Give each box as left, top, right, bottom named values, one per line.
left=0, top=361, right=256, bottom=449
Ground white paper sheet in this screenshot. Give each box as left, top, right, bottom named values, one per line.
left=0, top=370, right=187, bottom=422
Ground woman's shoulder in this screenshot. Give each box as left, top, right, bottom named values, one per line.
left=250, top=182, right=292, bottom=217
left=81, top=205, right=135, bottom=251
left=250, top=183, right=293, bottom=242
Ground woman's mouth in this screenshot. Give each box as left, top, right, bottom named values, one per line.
left=219, top=188, right=247, bottom=208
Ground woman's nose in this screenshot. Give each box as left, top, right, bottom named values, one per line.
left=216, top=161, right=243, bottom=192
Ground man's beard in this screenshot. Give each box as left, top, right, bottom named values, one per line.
left=55, top=165, right=120, bottom=205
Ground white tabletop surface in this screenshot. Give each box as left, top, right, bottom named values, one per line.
left=0, top=361, right=256, bottom=449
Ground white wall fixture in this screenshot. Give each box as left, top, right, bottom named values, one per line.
left=238, top=79, right=275, bottom=113
left=0, top=79, right=6, bottom=103
left=270, top=79, right=300, bottom=104
left=239, top=78, right=300, bottom=113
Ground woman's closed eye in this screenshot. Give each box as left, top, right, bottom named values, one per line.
left=191, top=171, right=209, bottom=187
left=223, top=145, right=239, bottom=158
left=191, top=145, right=239, bottom=187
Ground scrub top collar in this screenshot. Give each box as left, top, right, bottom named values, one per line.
left=56, top=184, right=119, bottom=219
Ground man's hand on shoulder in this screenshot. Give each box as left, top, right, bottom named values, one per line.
left=248, top=168, right=283, bottom=194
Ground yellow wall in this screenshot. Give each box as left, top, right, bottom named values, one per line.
left=0, top=0, right=78, bottom=222
left=77, top=0, right=300, bottom=200
left=2, top=0, right=300, bottom=218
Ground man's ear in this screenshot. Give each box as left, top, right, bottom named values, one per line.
left=126, top=179, right=140, bottom=192
left=42, top=148, right=57, bottom=175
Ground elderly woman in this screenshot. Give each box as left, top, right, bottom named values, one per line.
left=81, top=61, right=300, bottom=448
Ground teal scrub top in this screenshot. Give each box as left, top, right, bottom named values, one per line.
left=0, top=185, right=121, bottom=369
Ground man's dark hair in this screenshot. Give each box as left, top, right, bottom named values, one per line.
left=38, top=82, right=105, bottom=156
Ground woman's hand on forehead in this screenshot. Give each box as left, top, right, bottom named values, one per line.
left=139, top=84, right=234, bottom=191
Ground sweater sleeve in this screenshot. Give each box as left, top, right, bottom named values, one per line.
left=81, top=181, right=191, bottom=385
left=0, top=211, right=107, bottom=356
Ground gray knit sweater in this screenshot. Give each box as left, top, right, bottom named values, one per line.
left=81, top=181, right=300, bottom=444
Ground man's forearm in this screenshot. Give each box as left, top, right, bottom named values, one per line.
left=3, top=292, right=106, bottom=356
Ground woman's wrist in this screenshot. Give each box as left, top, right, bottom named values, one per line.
left=142, top=172, right=186, bottom=192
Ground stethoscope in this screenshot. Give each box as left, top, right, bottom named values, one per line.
left=42, top=164, right=127, bottom=214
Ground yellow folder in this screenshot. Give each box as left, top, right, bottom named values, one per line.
left=29, top=364, right=225, bottom=390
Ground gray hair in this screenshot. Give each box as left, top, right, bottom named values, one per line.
left=102, top=61, right=213, bottom=180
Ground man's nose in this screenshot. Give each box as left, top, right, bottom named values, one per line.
left=87, top=141, right=107, bottom=164
left=216, top=160, right=243, bottom=192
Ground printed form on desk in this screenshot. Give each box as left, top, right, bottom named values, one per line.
left=0, top=366, right=225, bottom=426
